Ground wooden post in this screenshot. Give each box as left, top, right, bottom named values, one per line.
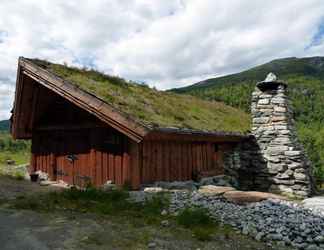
left=130, top=140, right=141, bottom=190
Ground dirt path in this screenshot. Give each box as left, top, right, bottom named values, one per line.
left=0, top=176, right=61, bottom=200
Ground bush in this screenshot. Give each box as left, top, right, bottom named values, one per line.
left=176, top=207, right=215, bottom=228
left=176, top=207, right=218, bottom=241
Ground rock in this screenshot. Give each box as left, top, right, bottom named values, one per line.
left=6, top=159, right=15, bottom=165
left=39, top=180, right=56, bottom=186
left=302, top=196, right=324, bottom=214
left=314, top=235, right=324, bottom=243
left=223, top=191, right=286, bottom=205
left=198, top=177, right=214, bottom=186
left=144, top=187, right=164, bottom=193
left=199, top=175, right=234, bottom=187
left=148, top=242, right=156, bottom=248
left=161, top=220, right=169, bottom=227
left=285, top=151, right=302, bottom=157
left=294, top=173, right=307, bottom=181
left=155, top=181, right=197, bottom=191
left=264, top=72, right=277, bottom=82
left=35, top=170, right=49, bottom=181
left=161, top=209, right=168, bottom=216
left=102, top=181, right=117, bottom=191
left=198, top=185, right=235, bottom=196
left=255, top=232, right=264, bottom=241
left=258, top=99, right=270, bottom=105
left=306, top=244, right=321, bottom=250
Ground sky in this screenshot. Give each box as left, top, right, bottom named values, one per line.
left=1, top=0, right=324, bottom=120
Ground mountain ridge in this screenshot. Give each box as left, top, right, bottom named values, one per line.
left=172, top=56, right=324, bottom=93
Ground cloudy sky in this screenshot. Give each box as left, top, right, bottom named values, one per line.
left=1, top=0, right=324, bottom=120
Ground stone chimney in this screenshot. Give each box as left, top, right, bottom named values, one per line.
left=251, top=73, right=313, bottom=197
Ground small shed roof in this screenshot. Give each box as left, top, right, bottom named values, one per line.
left=11, top=57, right=250, bottom=142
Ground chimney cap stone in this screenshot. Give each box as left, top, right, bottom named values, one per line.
left=257, top=72, right=287, bottom=91
left=264, top=72, right=277, bottom=82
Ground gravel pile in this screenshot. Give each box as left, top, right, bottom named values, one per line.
left=168, top=191, right=324, bottom=250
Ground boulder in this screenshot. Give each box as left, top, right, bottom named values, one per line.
left=199, top=175, right=235, bottom=187
left=39, top=180, right=57, bottom=186
left=102, top=180, right=117, bottom=191
left=223, top=191, right=286, bottom=205
left=35, top=170, right=49, bottom=181
left=144, top=187, right=164, bottom=193
left=198, top=185, right=235, bottom=196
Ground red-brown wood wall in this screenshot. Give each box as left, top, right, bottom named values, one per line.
left=140, top=140, right=224, bottom=184
left=32, top=128, right=131, bottom=187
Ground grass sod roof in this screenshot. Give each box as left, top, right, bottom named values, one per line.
left=28, top=59, right=250, bottom=134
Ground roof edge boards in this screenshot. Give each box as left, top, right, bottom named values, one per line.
left=17, top=58, right=149, bottom=142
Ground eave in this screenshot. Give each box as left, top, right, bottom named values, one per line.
left=11, top=57, right=150, bottom=142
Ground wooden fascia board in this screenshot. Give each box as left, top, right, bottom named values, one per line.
left=144, top=130, right=247, bottom=143
left=11, top=61, right=24, bottom=139
left=17, top=58, right=149, bottom=142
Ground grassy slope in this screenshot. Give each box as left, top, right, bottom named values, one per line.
left=0, top=120, right=9, bottom=131
left=0, top=131, right=30, bottom=166
left=171, top=56, right=324, bottom=182
left=29, top=59, right=250, bottom=133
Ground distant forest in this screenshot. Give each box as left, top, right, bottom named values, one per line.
left=0, top=120, right=9, bottom=131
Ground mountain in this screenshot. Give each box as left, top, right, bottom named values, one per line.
left=0, top=120, right=9, bottom=132
left=171, top=56, right=324, bottom=183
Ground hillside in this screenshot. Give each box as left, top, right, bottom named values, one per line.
left=0, top=120, right=9, bottom=131
left=172, top=56, right=324, bottom=183
left=0, top=120, right=30, bottom=166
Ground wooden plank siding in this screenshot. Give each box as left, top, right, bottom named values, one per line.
left=31, top=127, right=132, bottom=188
left=139, top=140, right=228, bottom=185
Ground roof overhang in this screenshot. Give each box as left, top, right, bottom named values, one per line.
left=145, top=127, right=249, bottom=142
left=11, top=57, right=150, bottom=142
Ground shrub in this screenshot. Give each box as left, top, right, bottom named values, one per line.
left=176, top=207, right=215, bottom=228
left=176, top=207, right=218, bottom=241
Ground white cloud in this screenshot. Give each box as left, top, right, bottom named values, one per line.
left=0, top=0, right=324, bottom=120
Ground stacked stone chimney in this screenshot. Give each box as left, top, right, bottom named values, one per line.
left=251, top=73, right=313, bottom=197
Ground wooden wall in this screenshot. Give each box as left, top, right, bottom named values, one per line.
left=32, top=128, right=132, bottom=188
left=140, top=140, right=227, bottom=184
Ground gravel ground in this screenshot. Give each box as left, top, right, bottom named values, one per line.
left=168, top=191, right=324, bottom=250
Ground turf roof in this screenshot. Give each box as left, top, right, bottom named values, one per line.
left=29, top=59, right=250, bottom=133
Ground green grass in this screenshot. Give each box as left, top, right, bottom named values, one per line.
left=28, top=58, right=250, bottom=133
left=12, top=187, right=170, bottom=225
left=0, top=151, right=30, bottom=166
left=176, top=207, right=218, bottom=241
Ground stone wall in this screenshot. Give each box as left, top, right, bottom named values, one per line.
left=249, top=74, right=313, bottom=197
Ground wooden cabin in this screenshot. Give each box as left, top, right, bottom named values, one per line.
left=11, top=57, right=249, bottom=189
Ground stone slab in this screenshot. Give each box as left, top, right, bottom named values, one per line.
left=198, top=185, right=236, bottom=196
left=223, top=191, right=287, bottom=205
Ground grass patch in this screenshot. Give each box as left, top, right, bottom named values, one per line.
left=176, top=207, right=218, bottom=241
left=11, top=187, right=170, bottom=226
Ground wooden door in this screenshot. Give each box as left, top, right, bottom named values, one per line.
left=55, top=131, right=91, bottom=187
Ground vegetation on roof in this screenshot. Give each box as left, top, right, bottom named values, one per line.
left=29, top=59, right=250, bottom=133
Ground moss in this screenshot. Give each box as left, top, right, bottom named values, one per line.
left=29, top=58, right=250, bottom=133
